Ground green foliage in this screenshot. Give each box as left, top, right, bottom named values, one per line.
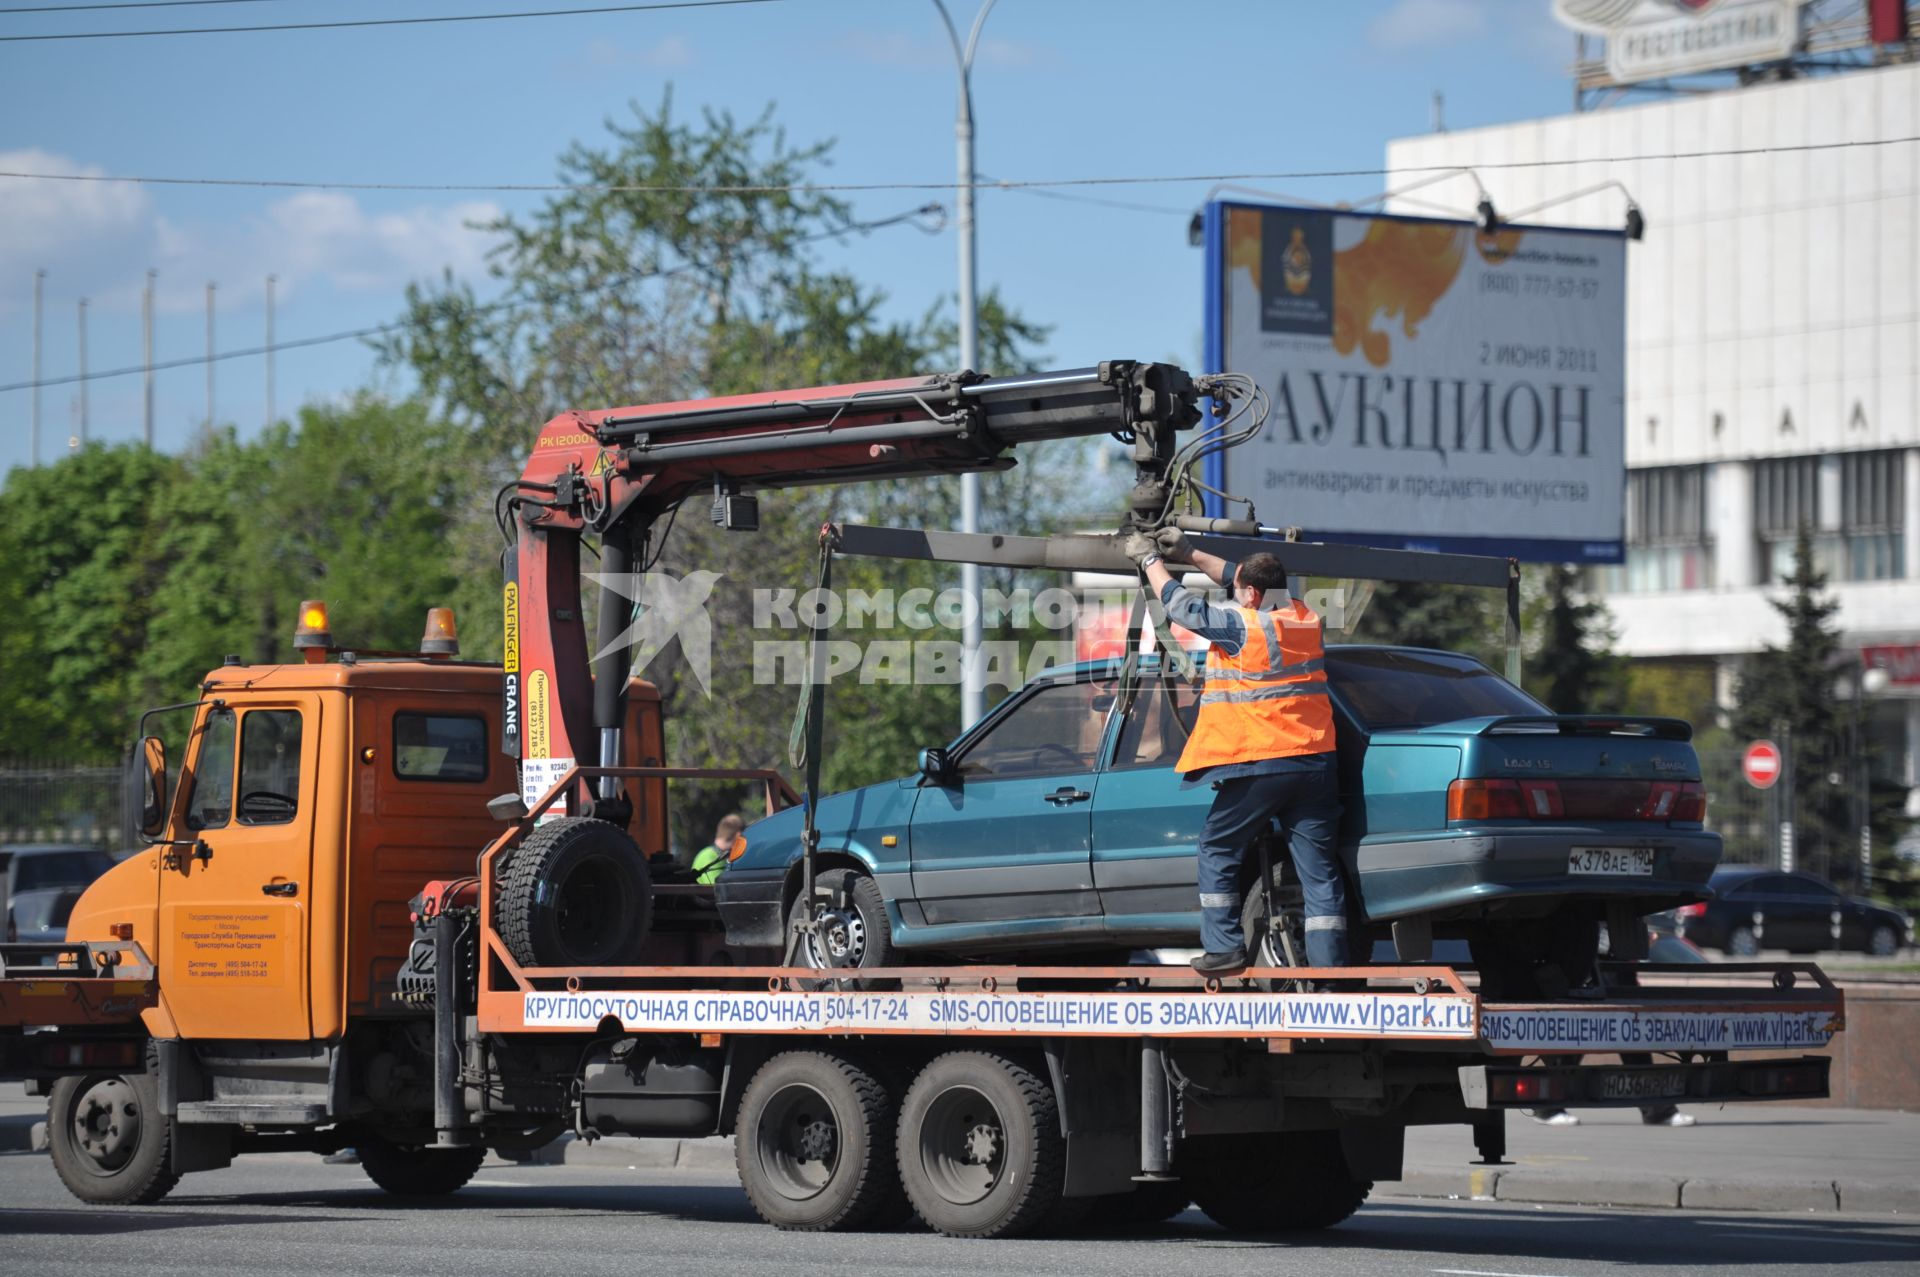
left=1527, top=564, right=1626, bottom=714
left=0, top=444, right=182, bottom=758
left=0, top=400, right=471, bottom=762
left=1347, top=581, right=1502, bottom=668
left=1730, top=525, right=1856, bottom=882
left=377, top=95, right=1068, bottom=852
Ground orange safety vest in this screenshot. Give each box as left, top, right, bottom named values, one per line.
left=1176, top=598, right=1336, bottom=774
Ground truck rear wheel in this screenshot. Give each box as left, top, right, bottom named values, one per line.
left=735, top=1050, right=900, bottom=1231
left=47, top=1069, right=179, bottom=1206
left=357, top=1138, right=486, bottom=1196
left=896, top=1050, right=1066, bottom=1239
left=1187, top=1131, right=1370, bottom=1233
left=497, top=817, right=653, bottom=968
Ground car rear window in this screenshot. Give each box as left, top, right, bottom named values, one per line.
left=1327, top=648, right=1546, bottom=732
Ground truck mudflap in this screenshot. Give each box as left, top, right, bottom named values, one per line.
left=0, top=940, right=158, bottom=1029
left=1459, top=1055, right=1831, bottom=1108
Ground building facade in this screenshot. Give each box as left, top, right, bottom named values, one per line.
left=1386, top=60, right=1920, bottom=834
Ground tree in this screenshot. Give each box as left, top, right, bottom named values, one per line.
left=1527, top=564, right=1625, bottom=713
left=1731, top=525, right=1850, bottom=880
left=1347, top=582, right=1500, bottom=667
left=0, top=444, right=183, bottom=759
left=377, top=96, right=1075, bottom=852
left=0, top=401, right=475, bottom=766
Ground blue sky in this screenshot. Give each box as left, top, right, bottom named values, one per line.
left=0, top=0, right=1577, bottom=472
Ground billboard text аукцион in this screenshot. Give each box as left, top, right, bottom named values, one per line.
left=1213, top=203, right=1626, bottom=562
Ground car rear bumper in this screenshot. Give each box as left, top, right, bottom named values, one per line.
left=713, top=868, right=785, bottom=947
left=1352, top=827, right=1721, bottom=922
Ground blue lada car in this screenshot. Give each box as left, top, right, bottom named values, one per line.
left=715, top=646, right=1720, bottom=987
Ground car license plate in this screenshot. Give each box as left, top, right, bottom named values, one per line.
left=1596, top=1070, right=1687, bottom=1101
left=1568, top=846, right=1654, bottom=876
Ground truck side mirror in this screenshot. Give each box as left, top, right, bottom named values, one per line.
left=136, top=735, right=168, bottom=839
left=918, top=747, right=953, bottom=785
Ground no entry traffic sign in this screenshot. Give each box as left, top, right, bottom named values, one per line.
left=1743, top=740, right=1782, bottom=790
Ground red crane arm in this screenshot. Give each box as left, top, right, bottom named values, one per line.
left=504, top=361, right=1209, bottom=823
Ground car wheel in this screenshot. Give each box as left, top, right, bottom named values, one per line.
left=1869, top=924, right=1899, bottom=957
left=1728, top=925, right=1760, bottom=958
left=1241, top=867, right=1308, bottom=991
left=787, top=868, right=897, bottom=990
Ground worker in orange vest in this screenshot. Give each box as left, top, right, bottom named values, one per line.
left=1124, top=527, right=1346, bottom=977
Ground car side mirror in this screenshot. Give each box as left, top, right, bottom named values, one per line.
left=918, top=747, right=953, bottom=785
left=136, top=735, right=168, bottom=839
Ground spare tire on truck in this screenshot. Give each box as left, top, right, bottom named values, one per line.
left=497, top=816, right=653, bottom=968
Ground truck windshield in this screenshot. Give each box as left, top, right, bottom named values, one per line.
left=1326, top=648, right=1547, bottom=732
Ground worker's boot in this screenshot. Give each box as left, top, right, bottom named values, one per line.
left=1191, top=948, right=1248, bottom=976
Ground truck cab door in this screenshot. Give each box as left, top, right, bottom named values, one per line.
left=156, top=697, right=319, bottom=1041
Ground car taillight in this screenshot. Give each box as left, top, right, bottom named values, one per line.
left=1448, top=778, right=1526, bottom=821
left=1451, top=777, right=1707, bottom=823
left=1677, top=902, right=1708, bottom=918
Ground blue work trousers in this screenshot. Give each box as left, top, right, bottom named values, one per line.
left=1195, top=760, right=1349, bottom=965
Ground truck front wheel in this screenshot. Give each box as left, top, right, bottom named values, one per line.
left=1187, top=1130, right=1370, bottom=1233
left=47, top=1070, right=179, bottom=1206
left=357, top=1138, right=486, bottom=1196
left=734, top=1050, right=900, bottom=1231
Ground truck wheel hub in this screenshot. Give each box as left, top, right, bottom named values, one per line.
left=72, top=1078, right=139, bottom=1169
left=811, top=907, right=865, bottom=966
left=963, top=1123, right=999, bottom=1165
left=797, top=1118, right=836, bottom=1161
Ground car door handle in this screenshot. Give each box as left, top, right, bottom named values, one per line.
left=1044, top=787, right=1091, bottom=805
left=261, top=881, right=299, bottom=898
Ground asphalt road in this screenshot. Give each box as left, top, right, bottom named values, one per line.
left=0, top=1153, right=1915, bottom=1277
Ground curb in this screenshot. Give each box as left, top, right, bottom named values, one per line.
left=1373, top=1169, right=1916, bottom=1215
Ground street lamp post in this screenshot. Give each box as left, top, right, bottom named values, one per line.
left=1839, top=663, right=1893, bottom=891
left=933, top=0, right=997, bottom=730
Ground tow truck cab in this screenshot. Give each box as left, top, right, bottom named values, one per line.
left=70, top=654, right=669, bottom=1046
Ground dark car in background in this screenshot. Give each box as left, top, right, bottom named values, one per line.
left=5, top=886, right=85, bottom=944
left=0, top=845, right=115, bottom=945
left=1675, top=867, right=1912, bottom=956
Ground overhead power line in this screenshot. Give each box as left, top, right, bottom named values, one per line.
left=0, top=202, right=945, bottom=396
left=0, top=0, right=290, bottom=13
left=0, top=0, right=775, bottom=41
left=2, top=134, right=1914, bottom=192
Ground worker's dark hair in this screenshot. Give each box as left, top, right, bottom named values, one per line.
left=1235, top=553, right=1288, bottom=597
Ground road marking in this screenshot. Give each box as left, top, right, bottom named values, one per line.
left=1709, top=1232, right=1918, bottom=1250
left=1434, top=1268, right=1574, bottom=1277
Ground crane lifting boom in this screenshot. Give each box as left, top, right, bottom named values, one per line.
left=504, top=360, right=1210, bottom=823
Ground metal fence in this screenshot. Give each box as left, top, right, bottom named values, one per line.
left=0, top=760, right=126, bottom=848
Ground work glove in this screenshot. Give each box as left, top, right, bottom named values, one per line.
left=1154, top=525, right=1190, bottom=560
left=1121, top=531, right=1161, bottom=568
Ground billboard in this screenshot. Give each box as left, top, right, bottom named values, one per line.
left=1554, top=0, right=1810, bottom=85
left=1203, top=201, right=1628, bottom=563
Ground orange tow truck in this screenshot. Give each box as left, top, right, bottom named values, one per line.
left=0, top=363, right=1844, bottom=1237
